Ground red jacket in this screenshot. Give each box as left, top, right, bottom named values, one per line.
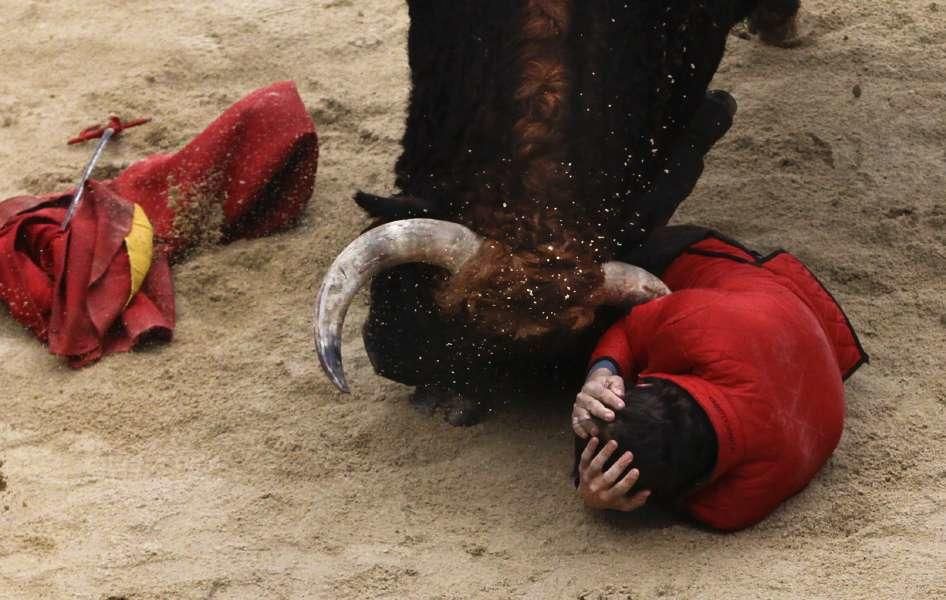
left=591, top=234, right=867, bottom=531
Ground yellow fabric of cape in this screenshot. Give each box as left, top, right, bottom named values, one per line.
left=123, top=203, right=154, bottom=304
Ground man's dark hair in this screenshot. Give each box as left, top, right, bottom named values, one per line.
left=574, top=378, right=718, bottom=502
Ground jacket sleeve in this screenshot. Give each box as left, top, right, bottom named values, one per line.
left=588, top=317, right=636, bottom=378
left=589, top=292, right=700, bottom=380
left=587, top=296, right=672, bottom=379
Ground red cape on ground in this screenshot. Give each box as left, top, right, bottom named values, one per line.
left=0, top=183, right=175, bottom=367
left=111, top=80, right=319, bottom=258
left=0, top=81, right=318, bottom=366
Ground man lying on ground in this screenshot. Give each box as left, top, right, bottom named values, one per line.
left=571, top=226, right=867, bottom=531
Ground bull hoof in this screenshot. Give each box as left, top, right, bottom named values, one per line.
left=749, top=10, right=806, bottom=48
left=409, top=385, right=486, bottom=426
left=444, top=396, right=485, bottom=427
left=409, top=385, right=443, bottom=416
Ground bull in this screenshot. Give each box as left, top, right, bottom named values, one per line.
left=315, top=0, right=801, bottom=424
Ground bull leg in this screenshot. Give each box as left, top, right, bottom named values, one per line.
left=749, top=0, right=803, bottom=47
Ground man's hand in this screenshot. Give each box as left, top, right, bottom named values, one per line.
left=572, top=368, right=626, bottom=438
left=578, top=438, right=651, bottom=512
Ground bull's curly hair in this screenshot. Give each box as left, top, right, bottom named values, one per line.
left=574, top=378, right=718, bottom=502
left=439, top=0, right=601, bottom=337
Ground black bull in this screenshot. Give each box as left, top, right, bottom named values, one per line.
left=320, top=0, right=801, bottom=405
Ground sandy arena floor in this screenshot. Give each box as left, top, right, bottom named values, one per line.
left=0, top=1, right=944, bottom=598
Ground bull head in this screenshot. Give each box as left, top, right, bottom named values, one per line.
left=315, top=1, right=751, bottom=392
left=315, top=218, right=669, bottom=392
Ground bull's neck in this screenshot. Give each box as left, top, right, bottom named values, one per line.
left=396, top=2, right=728, bottom=260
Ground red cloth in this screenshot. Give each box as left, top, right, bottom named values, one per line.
left=0, top=81, right=318, bottom=366
left=590, top=235, right=867, bottom=531
left=111, top=81, right=319, bottom=258
left=0, top=182, right=174, bottom=367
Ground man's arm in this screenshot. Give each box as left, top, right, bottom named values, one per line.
left=587, top=317, right=636, bottom=378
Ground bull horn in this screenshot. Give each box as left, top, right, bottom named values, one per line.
left=315, top=218, right=483, bottom=393
left=597, top=262, right=671, bottom=307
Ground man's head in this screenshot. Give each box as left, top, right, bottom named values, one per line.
left=574, top=378, right=718, bottom=501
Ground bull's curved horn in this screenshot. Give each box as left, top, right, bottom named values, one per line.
left=596, top=262, right=671, bottom=307
left=315, top=218, right=483, bottom=393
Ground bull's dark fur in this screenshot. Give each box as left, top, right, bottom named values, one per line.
left=360, top=1, right=799, bottom=401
